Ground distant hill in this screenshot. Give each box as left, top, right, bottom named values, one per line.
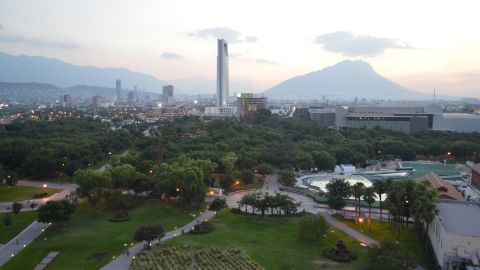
left=263, top=60, right=432, bottom=100
left=0, top=82, right=158, bottom=103
left=0, top=52, right=165, bottom=92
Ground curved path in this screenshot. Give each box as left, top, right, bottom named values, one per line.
left=227, top=175, right=378, bottom=246
left=101, top=210, right=216, bottom=270
left=0, top=181, right=77, bottom=267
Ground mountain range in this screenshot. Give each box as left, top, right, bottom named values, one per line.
left=0, top=52, right=450, bottom=100
left=0, top=52, right=165, bottom=92
left=264, top=60, right=432, bottom=100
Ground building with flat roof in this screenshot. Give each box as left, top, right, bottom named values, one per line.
left=162, top=85, right=174, bottom=106
left=116, top=79, right=121, bottom=100
left=204, top=106, right=236, bottom=117
left=237, top=93, right=267, bottom=118
left=471, top=164, right=480, bottom=190
left=309, top=107, right=336, bottom=127
left=335, top=105, right=431, bottom=134
left=428, top=201, right=480, bottom=269
left=433, top=113, right=480, bottom=132
left=417, top=172, right=464, bottom=201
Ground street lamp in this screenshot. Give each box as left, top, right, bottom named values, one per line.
left=43, top=184, right=48, bottom=188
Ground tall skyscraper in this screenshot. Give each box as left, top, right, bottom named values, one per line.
left=216, top=39, right=229, bottom=106
left=116, top=79, right=122, bottom=100
left=162, top=85, right=174, bottom=106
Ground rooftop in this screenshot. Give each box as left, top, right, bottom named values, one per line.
left=441, top=113, right=480, bottom=119
left=437, top=201, right=480, bottom=237
left=417, top=172, right=464, bottom=201
left=472, top=164, right=480, bottom=175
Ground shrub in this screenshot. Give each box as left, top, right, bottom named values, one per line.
left=209, top=198, right=226, bottom=211
left=11, top=202, right=23, bottom=215
left=109, top=211, right=130, bottom=222
left=33, top=192, right=49, bottom=198
left=323, top=248, right=357, bottom=262
left=190, top=221, right=213, bottom=234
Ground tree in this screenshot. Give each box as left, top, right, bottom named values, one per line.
left=241, top=169, right=254, bottom=184
left=2, top=213, right=13, bottom=226
left=220, top=173, right=233, bottom=191
left=351, top=182, right=365, bottom=224
left=367, top=239, right=415, bottom=270
left=5, top=173, right=17, bottom=189
left=220, top=152, right=237, bottom=173
left=373, top=181, right=387, bottom=221
left=298, top=214, right=328, bottom=242
left=292, top=150, right=314, bottom=170
left=64, top=161, right=79, bottom=178
left=327, top=196, right=346, bottom=213
left=37, top=200, right=77, bottom=224
left=362, top=187, right=376, bottom=231
left=278, top=170, right=295, bottom=187
left=74, top=169, right=111, bottom=209
left=134, top=224, right=165, bottom=249
left=256, top=163, right=273, bottom=176
left=209, top=198, right=226, bottom=211
left=11, top=202, right=23, bottom=215
left=412, top=182, right=438, bottom=252
left=326, top=178, right=351, bottom=199
left=312, top=151, right=336, bottom=171
left=110, top=164, right=136, bottom=192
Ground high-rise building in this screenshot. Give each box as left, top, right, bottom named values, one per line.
left=62, top=95, right=72, bottom=108
left=216, top=39, right=229, bottom=106
left=127, top=92, right=136, bottom=105
left=92, top=95, right=103, bottom=107
left=162, top=85, right=174, bottom=106
left=116, top=79, right=122, bottom=100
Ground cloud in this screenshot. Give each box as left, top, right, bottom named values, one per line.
left=0, top=34, right=80, bottom=49
left=188, top=27, right=258, bottom=43
left=0, top=24, right=3, bottom=31
left=244, top=36, right=258, bottom=42
left=314, top=31, right=413, bottom=57
left=161, top=52, right=183, bottom=59
left=256, top=58, right=280, bottom=65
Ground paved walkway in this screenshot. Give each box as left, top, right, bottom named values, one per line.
left=0, top=180, right=77, bottom=213
left=33, top=251, right=60, bottom=270
left=101, top=210, right=216, bottom=270
left=227, top=175, right=378, bottom=246
left=0, top=221, right=50, bottom=266
left=0, top=180, right=76, bottom=267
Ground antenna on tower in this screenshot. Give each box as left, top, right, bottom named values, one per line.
left=433, top=89, right=436, bottom=103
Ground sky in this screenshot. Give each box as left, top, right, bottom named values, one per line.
left=0, top=0, right=479, bottom=97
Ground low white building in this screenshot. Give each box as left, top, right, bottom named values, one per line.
left=428, top=200, right=480, bottom=269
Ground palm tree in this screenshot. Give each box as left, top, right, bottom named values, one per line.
left=362, top=187, right=377, bottom=231
left=373, top=181, right=387, bottom=221
left=412, top=183, right=438, bottom=252
left=351, top=182, right=365, bottom=223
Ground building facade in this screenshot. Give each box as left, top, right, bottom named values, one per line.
left=471, top=164, right=480, bottom=190
left=309, top=107, right=336, bottom=127
left=127, top=92, right=136, bottom=105
left=115, top=79, right=122, bottom=100
left=428, top=201, right=480, bottom=269
left=162, top=85, right=174, bottom=106
left=216, top=39, right=229, bottom=106
left=237, top=93, right=267, bottom=118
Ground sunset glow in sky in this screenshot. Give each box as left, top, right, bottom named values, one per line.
left=1, top=0, right=479, bottom=97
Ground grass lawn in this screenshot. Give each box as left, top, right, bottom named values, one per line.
left=163, top=210, right=370, bottom=270
left=2, top=199, right=202, bottom=270
left=0, top=211, right=37, bottom=244
left=332, top=214, right=432, bottom=269
left=0, top=184, right=61, bottom=202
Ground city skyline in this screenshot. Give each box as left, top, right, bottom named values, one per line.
left=0, top=0, right=480, bottom=97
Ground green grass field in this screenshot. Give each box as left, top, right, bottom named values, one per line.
left=163, top=210, right=370, bottom=270
left=0, top=211, right=37, bottom=244
left=2, top=200, right=201, bottom=270
left=0, top=184, right=61, bottom=202
left=332, top=214, right=432, bottom=268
